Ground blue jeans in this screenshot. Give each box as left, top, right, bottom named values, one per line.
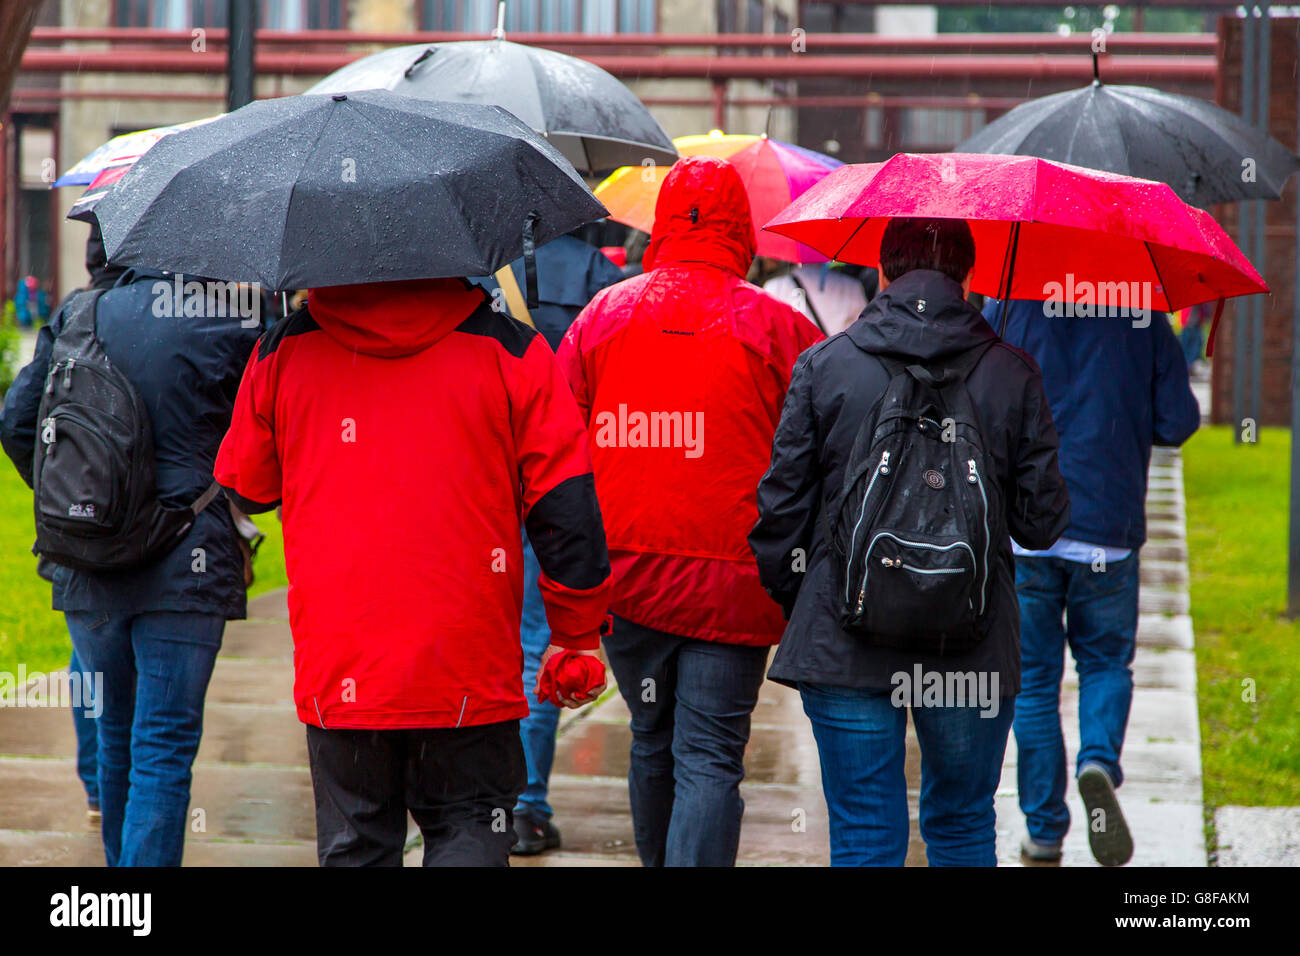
left=799, top=682, right=1014, bottom=867
left=605, top=615, right=769, bottom=867
left=516, top=533, right=560, bottom=820
left=66, top=610, right=224, bottom=867
left=1014, top=554, right=1139, bottom=845
left=69, top=646, right=98, bottom=806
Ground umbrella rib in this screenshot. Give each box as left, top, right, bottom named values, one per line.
left=273, top=106, right=338, bottom=290
left=343, top=100, right=502, bottom=268
left=1144, top=240, right=1174, bottom=313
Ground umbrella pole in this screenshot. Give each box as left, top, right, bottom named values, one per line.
left=997, top=221, right=1021, bottom=338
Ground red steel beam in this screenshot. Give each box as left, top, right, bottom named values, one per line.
left=27, top=27, right=1218, bottom=55
left=19, top=49, right=1216, bottom=82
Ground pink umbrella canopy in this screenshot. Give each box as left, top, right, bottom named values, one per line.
left=764, top=153, right=1267, bottom=315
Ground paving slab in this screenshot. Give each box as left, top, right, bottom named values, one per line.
left=1214, top=807, right=1300, bottom=866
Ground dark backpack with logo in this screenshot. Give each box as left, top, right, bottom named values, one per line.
left=826, top=339, right=1001, bottom=653
left=32, top=289, right=220, bottom=572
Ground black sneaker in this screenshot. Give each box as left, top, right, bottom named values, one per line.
left=511, top=811, right=561, bottom=856
left=1077, top=763, right=1133, bottom=866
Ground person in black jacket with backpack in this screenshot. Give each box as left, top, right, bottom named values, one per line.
left=0, top=251, right=261, bottom=867
left=749, top=217, right=1070, bottom=867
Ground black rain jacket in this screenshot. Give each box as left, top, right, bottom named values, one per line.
left=750, top=270, right=1071, bottom=695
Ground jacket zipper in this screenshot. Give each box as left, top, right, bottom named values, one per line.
left=968, top=459, right=990, bottom=615
left=845, top=449, right=890, bottom=606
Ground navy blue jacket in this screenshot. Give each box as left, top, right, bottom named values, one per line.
left=982, top=299, right=1200, bottom=550
left=1, top=269, right=261, bottom=619
left=473, top=235, right=624, bottom=351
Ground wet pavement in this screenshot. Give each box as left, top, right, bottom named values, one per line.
left=0, top=451, right=1205, bottom=866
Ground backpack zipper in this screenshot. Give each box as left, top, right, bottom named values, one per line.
left=844, top=449, right=890, bottom=606
left=856, top=533, right=976, bottom=616
left=968, top=458, right=990, bottom=615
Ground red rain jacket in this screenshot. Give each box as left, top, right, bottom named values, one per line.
left=215, top=278, right=611, bottom=730
left=557, top=157, right=824, bottom=646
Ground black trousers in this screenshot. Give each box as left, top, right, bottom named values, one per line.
left=305, top=720, right=526, bottom=867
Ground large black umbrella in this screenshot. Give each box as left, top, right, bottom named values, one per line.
left=94, top=91, right=607, bottom=291
left=305, top=39, right=677, bottom=175
left=957, top=59, right=1300, bottom=208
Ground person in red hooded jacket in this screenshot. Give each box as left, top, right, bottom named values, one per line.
left=214, top=277, right=612, bottom=867
left=557, top=156, right=823, bottom=866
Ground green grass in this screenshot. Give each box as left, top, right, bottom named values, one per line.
left=0, top=465, right=287, bottom=678
left=1183, top=425, right=1300, bottom=806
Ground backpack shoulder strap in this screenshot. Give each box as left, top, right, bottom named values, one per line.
left=191, top=480, right=222, bottom=516
left=787, top=272, right=828, bottom=335
left=52, top=288, right=106, bottom=342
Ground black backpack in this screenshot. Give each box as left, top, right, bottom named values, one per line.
left=826, top=340, right=1001, bottom=653
left=32, top=289, right=220, bottom=572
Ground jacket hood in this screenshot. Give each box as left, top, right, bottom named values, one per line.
left=848, top=269, right=997, bottom=362
left=307, top=278, right=485, bottom=358
left=644, top=156, right=755, bottom=277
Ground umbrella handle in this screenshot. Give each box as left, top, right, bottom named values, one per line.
left=522, top=212, right=540, bottom=310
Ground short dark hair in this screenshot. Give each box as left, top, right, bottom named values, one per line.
left=878, top=217, right=975, bottom=285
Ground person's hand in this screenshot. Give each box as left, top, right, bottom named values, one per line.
left=538, top=644, right=607, bottom=709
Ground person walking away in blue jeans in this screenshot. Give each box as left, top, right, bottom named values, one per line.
left=557, top=158, right=823, bottom=866
left=984, top=298, right=1199, bottom=866
left=28, top=230, right=131, bottom=825
left=0, top=259, right=259, bottom=866
left=752, top=219, right=1070, bottom=866
left=473, top=231, right=623, bottom=855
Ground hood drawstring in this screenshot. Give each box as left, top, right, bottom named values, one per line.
left=522, top=211, right=540, bottom=310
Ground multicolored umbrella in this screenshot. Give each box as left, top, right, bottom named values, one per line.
left=52, top=116, right=221, bottom=188
left=596, top=132, right=842, bottom=263
left=765, top=153, right=1267, bottom=325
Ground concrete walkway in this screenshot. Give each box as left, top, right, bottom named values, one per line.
left=0, top=451, right=1204, bottom=866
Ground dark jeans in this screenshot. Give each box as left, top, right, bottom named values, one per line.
left=69, top=646, right=98, bottom=807
left=800, top=682, right=1014, bottom=866
left=66, top=610, right=224, bottom=867
left=306, top=720, right=526, bottom=867
left=1014, top=554, right=1139, bottom=844
left=517, top=532, right=559, bottom=820
left=604, top=615, right=768, bottom=867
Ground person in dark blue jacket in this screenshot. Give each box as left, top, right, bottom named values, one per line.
left=472, top=231, right=622, bottom=855
left=1, top=259, right=261, bottom=867
left=982, top=298, right=1200, bottom=867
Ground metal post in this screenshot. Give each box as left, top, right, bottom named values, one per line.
left=1290, top=28, right=1300, bottom=616
left=227, top=0, right=257, bottom=113
left=1235, top=7, right=1256, bottom=443
left=1250, top=10, right=1269, bottom=438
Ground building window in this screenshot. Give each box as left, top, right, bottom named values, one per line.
left=421, top=0, right=654, bottom=33
left=113, top=1, right=346, bottom=29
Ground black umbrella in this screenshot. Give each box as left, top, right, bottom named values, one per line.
left=94, top=91, right=607, bottom=292
left=957, top=56, right=1300, bottom=208
left=305, top=39, right=677, bottom=176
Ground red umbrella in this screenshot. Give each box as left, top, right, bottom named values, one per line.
left=764, top=153, right=1266, bottom=349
